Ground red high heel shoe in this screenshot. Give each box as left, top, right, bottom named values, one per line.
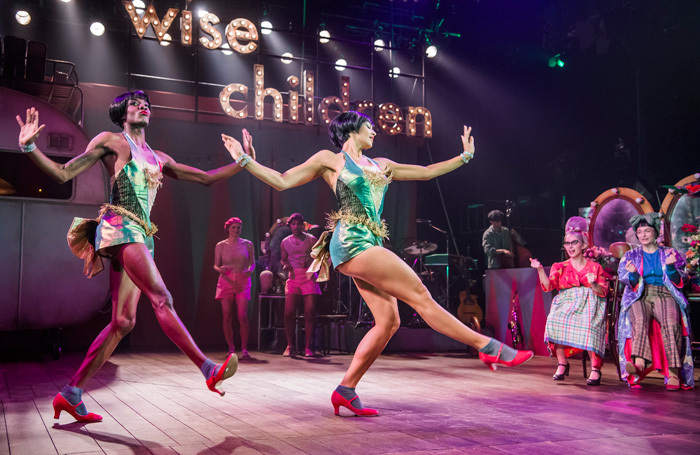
left=52, top=393, right=103, bottom=423
left=479, top=344, right=534, bottom=371
left=206, top=352, right=238, bottom=396
left=331, top=391, right=378, bottom=416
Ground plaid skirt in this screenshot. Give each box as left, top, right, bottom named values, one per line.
left=545, top=286, right=607, bottom=356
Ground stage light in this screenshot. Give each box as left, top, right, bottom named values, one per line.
left=374, top=39, right=385, bottom=52
left=389, top=66, right=400, bottom=78
left=281, top=52, right=293, bottom=64
left=197, top=9, right=208, bottom=18
left=548, top=53, right=565, bottom=68
left=15, top=11, right=31, bottom=25
left=90, top=22, right=106, bottom=36
left=221, top=43, right=233, bottom=55
left=319, top=30, right=330, bottom=44
left=160, top=33, right=172, bottom=46
left=335, top=59, right=347, bottom=71
left=426, top=45, right=438, bottom=58
left=261, top=21, right=272, bottom=35
left=60, top=0, right=72, bottom=3
left=132, top=0, right=146, bottom=15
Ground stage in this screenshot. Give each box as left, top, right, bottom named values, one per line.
left=2, top=350, right=699, bottom=455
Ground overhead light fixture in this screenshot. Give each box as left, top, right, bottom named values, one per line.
left=221, top=43, right=233, bottom=55
left=15, top=11, right=31, bottom=25
left=261, top=20, right=273, bottom=35
left=281, top=52, right=293, bottom=64
left=319, top=30, right=330, bottom=44
left=335, top=59, right=347, bottom=71
left=160, top=33, right=172, bottom=46
left=390, top=66, right=400, bottom=78
left=90, top=22, right=106, bottom=36
left=60, top=0, right=72, bottom=3
left=132, top=0, right=146, bottom=15
left=425, top=45, right=438, bottom=59
left=548, top=53, right=565, bottom=68
left=374, top=39, right=385, bottom=52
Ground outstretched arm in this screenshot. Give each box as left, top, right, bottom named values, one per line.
left=221, top=129, right=333, bottom=191
left=17, top=108, right=109, bottom=183
left=157, top=143, right=252, bottom=186
left=374, top=125, right=475, bottom=181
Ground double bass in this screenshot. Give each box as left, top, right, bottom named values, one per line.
left=499, top=201, right=532, bottom=268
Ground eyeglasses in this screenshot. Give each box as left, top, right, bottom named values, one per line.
left=563, top=240, right=581, bottom=247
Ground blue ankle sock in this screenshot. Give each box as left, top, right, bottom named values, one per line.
left=478, top=338, right=517, bottom=362
left=201, top=359, right=219, bottom=379
left=336, top=385, right=364, bottom=409
left=61, top=385, right=87, bottom=416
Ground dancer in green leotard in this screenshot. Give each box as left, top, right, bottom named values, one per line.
left=222, top=112, right=534, bottom=416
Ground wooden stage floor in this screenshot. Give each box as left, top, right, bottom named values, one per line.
left=1, top=350, right=698, bottom=455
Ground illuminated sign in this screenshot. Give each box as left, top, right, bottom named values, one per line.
left=122, top=1, right=432, bottom=137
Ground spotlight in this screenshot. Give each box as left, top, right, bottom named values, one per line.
left=261, top=21, right=273, bottom=35
left=548, top=53, right=565, bottom=68
left=319, top=30, right=330, bottom=44
left=197, top=9, right=208, bottom=18
left=160, top=33, right=172, bottom=47
left=425, top=45, right=438, bottom=58
left=90, top=22, right=106, bottom=36
left=389, top=66, right=400, bottom=78
left=374, top=39, right=385, bottom=52
left=335, top=59, right=347, bottom=71
left=15, top=10, right=31, bottom=25
left=132, top=0, right=146, bottom=15
left=281, top=52, right=293, bottom=64
left=60, top=0, right=72, bottom=3
left=221, top=43, right=233, bottom=55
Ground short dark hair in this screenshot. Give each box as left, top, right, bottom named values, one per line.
left=287, top=213, right=304, bottom=225
left=635, top=219, right=659, bottom=238
left=487, top=210, right=505, bottom=222
left=109, top=90, right=150, bottom=128
left=328, top=111, right=373, bottom=148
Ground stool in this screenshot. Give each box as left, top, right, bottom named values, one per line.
left=295, top=314, right=348, bottom=355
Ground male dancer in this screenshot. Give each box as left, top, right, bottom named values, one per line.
left=16, top=91, right=246, bottom=422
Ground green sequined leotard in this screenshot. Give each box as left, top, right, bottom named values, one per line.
left=328, top=151, right=392, bottom=266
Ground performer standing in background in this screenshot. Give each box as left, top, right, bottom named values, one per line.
left=222, top=112, right=533, bottom=417
left=280, top=213, right=321, bottom=357
left=16, top=91, right=241, bottom=423
left=214, top=217, right=255, bottom=359
left=617, top=213, right=694, bottom=390
left=482, top=209, right=526, bottom=269
left=530, top=217, right=608, bottom=386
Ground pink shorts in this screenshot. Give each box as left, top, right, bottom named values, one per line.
left=216, top=272, right=251, bottom=300
left=285, top=268, right=322, bottom=295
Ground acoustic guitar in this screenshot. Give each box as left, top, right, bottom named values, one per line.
left=457, top=290, right=483, bottom=333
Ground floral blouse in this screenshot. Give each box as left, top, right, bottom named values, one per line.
left=542, top=259, right=608, bottom=295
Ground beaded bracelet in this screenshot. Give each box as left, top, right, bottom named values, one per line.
left=236, top=154, right=252, bottom=167
left=460, top=150, right=474, bottom=164
left=20, top=142, right=37, bottom=153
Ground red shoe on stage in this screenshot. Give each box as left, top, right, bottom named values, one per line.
left=206, top=352, right=238, bottom=396
left=331, top=391, right=378, bottom=416
left=52, top=393, right=103, bottom=423
left=479, top=344, right=534, bottom=371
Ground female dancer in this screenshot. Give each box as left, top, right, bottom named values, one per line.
left=530, top=218, right=608, bottom=386
left=16, top=92, right=238, bottom=423
left=214, top=217, right=255, bottom=358
left=280, top=213, right=321, bottom=357
left=222, top=111, right=533, bottom=416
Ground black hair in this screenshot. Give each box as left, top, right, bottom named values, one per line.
left=328, top=111, right=373, bottom=148
left=287, top=213, right=304, bottom=225
left=108, top=90, right=150, bottom=128
left=487, top=210, right=505, bottom=222
left=635, top=219, right=659, bottom=238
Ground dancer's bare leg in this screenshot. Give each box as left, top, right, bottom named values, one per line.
left=339, top=246, right=490, bottom=350
left=236, top=295, right=250, bottom=352
left=221, top=299, right=236, bottom=352
left=554, top=346, right=568, bottom=376
left=70, top=262, right=139, bottom=388
left=284, top=293, right=301, bottom=350
left=115, top=243, right=207, bottom=367
left=303, top=294, right=316, bottom=351
left=337, top=278, right=400, bottom=388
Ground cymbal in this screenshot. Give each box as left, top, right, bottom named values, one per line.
left=403, top=241, right=437, bottom=256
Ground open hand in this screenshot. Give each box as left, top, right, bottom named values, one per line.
left=221, top=133, right=244, bottom=161
left=624, top=261, right=638, bottom=274
left=460, top=126, right=475, bottom=159
left=585, top=272, right=596, bottom=284
left=16, top=107, right=45, bottom=146
left=242, top=129, right=256, bottom=160
left=530, top=258, right=543, bottom=270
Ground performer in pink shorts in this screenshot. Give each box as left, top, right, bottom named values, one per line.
left=280, top=213, right=321, bottom=357
left=214, top=217, right=255, bottom=358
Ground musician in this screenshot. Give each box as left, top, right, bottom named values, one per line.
left=617, top=213, right=694, bottom=390
left=482, top=210, right=526, bottom=269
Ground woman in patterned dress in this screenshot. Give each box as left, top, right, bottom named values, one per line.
left=530, top=224, right=608, bottom=385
